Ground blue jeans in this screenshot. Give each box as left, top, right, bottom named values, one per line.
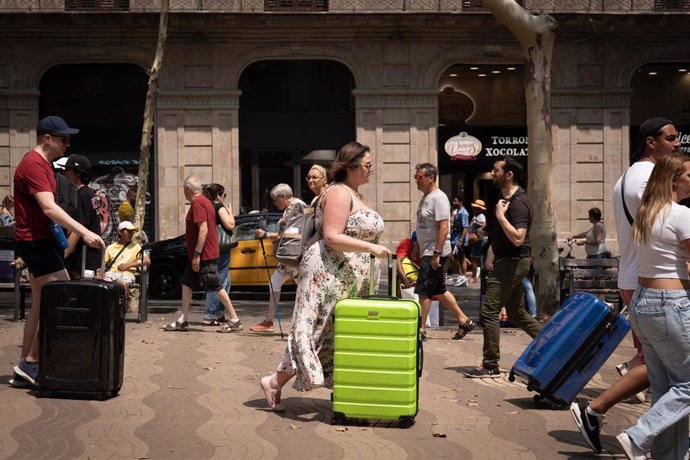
left=522, top=276, right=537, bottom=317
left=204, top=250, right=231, bottom=319
left=626, top=286, right=690, bottom=459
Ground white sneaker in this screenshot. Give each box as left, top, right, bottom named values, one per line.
left=616, top=432, right=646, bottom=460
left=453, top=275, right=468, bottom=287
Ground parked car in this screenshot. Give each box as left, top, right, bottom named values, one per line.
left=147, top=212, right=290, bottom=299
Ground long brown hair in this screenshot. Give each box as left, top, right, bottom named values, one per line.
left=633, top=153, right=690, bottom=244
left=330, top=141, right=369, bottom=183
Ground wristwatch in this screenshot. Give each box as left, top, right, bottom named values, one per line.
left=433, top=249, right=442, bottom=256
left=193, top=251, right=202, bottom=257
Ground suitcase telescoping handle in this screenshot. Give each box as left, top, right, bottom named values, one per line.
left=367, top=253, right=397, bottom=298
left=81, top=245, right=106, bottom=279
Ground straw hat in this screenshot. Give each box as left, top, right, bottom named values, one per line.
left=471, top=199, right=487, bottom=211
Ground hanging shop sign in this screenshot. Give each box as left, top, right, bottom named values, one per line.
left=445, top=132, right=482, bottom=160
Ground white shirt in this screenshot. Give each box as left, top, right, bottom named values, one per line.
left=612, top=161, right=654, bottom=289
left=637, top=202, right=690, bottom=280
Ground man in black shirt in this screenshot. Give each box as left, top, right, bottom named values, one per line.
left=63, top=154, right=101, bottom=278
left=465, top=157, right=543, bottom=378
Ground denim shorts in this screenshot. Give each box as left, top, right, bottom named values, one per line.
left=181, top=260, right=222, bottom=292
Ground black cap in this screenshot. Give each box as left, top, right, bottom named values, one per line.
left=634, top=117, right=674, bottom=157
left=64, top=154, right=91, bottom=174
left=37, top=116, right=79, bottom=136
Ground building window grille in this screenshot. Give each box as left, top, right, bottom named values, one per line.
left=654, top=0, right=690, bottom=10
left=264, top=0, right=328, bottom=11
left=65, top=0, right=130, bottom=10
left=462, top=0, right=524, bottom=10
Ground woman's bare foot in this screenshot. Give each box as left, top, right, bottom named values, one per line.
left=260, top=375, right=285, bottom=412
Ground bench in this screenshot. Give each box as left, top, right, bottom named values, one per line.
left=3, top=261, right=31, bottom=322
left=7, top=255, right=151, bottom=323
left=560, top=257, right=622, bottom=309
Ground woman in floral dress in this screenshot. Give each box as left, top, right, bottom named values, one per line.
left=260, top=141, right=391, bottom=411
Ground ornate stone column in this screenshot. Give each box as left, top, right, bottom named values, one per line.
left=552, top=88, right=631, bottom=248
left=0, top=90, right=40, bottom=198
left=353, top=88, right=438, bottom=245
left=156, top=89, right=240, bottom=239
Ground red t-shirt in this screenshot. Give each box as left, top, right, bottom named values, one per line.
left=185, top=194, right=219, bottom=261
left=14, top=150, right=57, bottom=241
left=396, top=238, right=421, bottom=266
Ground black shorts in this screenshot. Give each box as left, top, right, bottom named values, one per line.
left=414, top=255, right=448, bottom=298
left=15, top=240, right=65, bottom=277
left=181, top=259, right=222, bottom=292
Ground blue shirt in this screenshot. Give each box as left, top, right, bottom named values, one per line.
left=450, top=206, right=469, bottom=247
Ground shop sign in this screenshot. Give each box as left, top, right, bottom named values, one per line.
left=484, top=135, right=528, bottom=157
left=445, top=132, right=482, bottom=160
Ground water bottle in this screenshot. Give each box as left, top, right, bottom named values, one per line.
left=49, top=221, right=69, bottom=250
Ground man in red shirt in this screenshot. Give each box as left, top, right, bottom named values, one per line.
left=10, top=116, right=105, bottom=388
left=163, top=175, right=242, bottom=332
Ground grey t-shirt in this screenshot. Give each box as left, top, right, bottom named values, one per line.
left=415, top=188, right=452, bottom=257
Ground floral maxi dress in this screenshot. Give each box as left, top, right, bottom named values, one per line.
left=276, top=195, right=384, bottom=391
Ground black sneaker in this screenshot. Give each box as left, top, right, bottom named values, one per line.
left=14, top=359, right=39, bottom=386
left=570, top=401, right=602, bottom=454
left=9, top=370, right=32, bottom=388
left=464, top=366, right=501, bottom=378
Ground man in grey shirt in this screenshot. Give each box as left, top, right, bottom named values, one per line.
left=414, top=163, right=475, bottom=341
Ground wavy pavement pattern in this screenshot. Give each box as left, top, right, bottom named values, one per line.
left=195, top=332, right=279, bottom=459
left=136, top=326, right=216, bottom=459
left=73, top=322, right=164, bottom=459
left=0, top=325, right=42, bottom=459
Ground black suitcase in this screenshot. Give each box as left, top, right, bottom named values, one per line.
left=38, top=278, right=126, bottom=400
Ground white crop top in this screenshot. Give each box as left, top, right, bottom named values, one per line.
left=637, top=202, right=690, bottom=280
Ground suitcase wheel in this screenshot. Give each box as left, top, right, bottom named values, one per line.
left=533, top=394, right=544, bottom=403
left=331, top=412, right=346, bottom=426
left=399, top=416, right=415, bottom=429
left=111, top=389, right=120, bottom=397
left=508, top=372, right=515, bottom=382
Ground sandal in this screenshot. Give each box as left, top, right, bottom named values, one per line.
left=453, top=319, right=475, bottom=340
left=420, top=330, right=427, bottom=341
left=202, top=319, right=221, bottom=326
left=260, top=375, right=285, bottom=412
left=163, top=320, right=189, bottom=331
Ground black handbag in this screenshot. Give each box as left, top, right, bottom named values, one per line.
left=217, top=224, right=238, bottom=252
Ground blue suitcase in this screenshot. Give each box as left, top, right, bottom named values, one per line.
left=508, top=292, right=630, bottom=408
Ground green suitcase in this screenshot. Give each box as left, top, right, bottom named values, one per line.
left=332, top=255, right=423, bottom=428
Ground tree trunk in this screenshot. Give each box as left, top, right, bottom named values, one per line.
left=134, top=0, right=169, bottom=242
left=480, top=0, right=560, bottom=315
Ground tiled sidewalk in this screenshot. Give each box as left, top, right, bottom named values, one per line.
left=0, top=300, right=646, bottom=459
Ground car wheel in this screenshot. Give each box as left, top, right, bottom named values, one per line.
left=148, top=262, right=182, bottom=299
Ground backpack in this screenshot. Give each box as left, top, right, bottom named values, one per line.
left=55, top=173, right=78, bottom=220
left=275, top=201, right=321, bottom=267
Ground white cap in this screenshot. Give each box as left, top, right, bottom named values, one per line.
left=53, top=156, right=68, bottom=170
left=118, top=221, right=139, bottom=231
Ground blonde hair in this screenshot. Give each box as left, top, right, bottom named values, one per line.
left=309, top=164, right=329, bottom=182
left=633, top=153, right=690, bottom=244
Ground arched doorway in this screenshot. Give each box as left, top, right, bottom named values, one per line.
left=437, top=63, right=526, bottom=212
left=630, top=63, right=690, bottom=159
left=238, top=60, right=355, bottom=210
left=40, top=64, right=151, bottom=241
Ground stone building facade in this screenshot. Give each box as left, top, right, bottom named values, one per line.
left=1, top=1, right=689, bottom=250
